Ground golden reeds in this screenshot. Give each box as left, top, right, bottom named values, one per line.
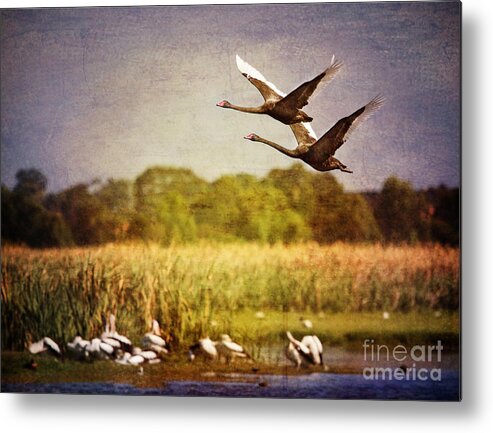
left=1, top=242, right=459, bottom=351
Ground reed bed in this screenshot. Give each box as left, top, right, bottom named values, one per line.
left=1, top=242, right=459, bottom=352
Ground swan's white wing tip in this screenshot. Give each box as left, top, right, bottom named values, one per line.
left=234, top=54, right=286, bottom=97
left=372, top=94, right=386, bottom=107
left=235, top=54, right=248, bottom=72
left=302, top=122, right=318, bottom=141
left=344, top=94, right=386, bottom=140
left=366, top=94, right=386, bottom=113
left=235, top=54, right=261, bottom=80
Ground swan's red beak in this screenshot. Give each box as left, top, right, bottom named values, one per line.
left=244, top=133, right=254, bottom=140
left=216, top=100, right=226, bottom=107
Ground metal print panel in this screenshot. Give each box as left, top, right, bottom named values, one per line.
left=0, top=1, right=461, bottom=400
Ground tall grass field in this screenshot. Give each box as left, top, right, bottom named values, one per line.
left=1, top=242, right=459, bottom=356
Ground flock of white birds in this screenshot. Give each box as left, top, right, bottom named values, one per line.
left=28, top=315, right=168, bottom=367
left=28, top=314, right=325, bottom=369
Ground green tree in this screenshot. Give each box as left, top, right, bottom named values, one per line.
left=13, top=168, right=47, bottom=200
left=46, top=184, right=117, bottom=245
left=309, top=173, right=345, bottom=243
left=375, top=176, right=428, bottom=243
left=193, top=175, right=244, bottom=241
left=131, top=167, right=206, bottom=244
left=2, top=170, right=72, bottom=247
left=266, top=163, right=316, bottom=220
left=95, top=179, right=134, bottom=241
left=1, top=185, right=19, bottom=243
left=194, top=173, right=310, bottom=243
left=298, top=173, right=381, bottom=243
left=427, top=185, right=459, bottom=245
left=157, top=192, right=198, bottom=245
left=134, top=166, right=208, bottom=212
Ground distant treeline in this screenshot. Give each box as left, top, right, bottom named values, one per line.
left=1, top=165, right=459, bottom=248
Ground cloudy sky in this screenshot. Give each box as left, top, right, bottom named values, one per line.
left=1, top=2, right=460, bottom=192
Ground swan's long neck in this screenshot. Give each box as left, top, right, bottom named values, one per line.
left=252, top=136, right=301, bottom=158
left=226, top=103, right=265, bottom=114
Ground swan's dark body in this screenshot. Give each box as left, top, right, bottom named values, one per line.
left=244, top=95, right=385, bottom=173
left=217, top=54, right=343, bottom=125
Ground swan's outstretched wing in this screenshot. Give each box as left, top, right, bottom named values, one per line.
left=343, top=95, right=385, bottom=141
left=277, top=56, right=343, bottom=111
left=289, top=122, right=318, bottom=150
left=317, top=95, right=385, bottom=156
left=236, top=54, right=286, bottom=101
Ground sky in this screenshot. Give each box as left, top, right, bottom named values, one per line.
left=0, top=1, right=461, bottom=192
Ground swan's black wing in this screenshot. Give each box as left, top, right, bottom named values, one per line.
left=245, top=76, right=283, bottom=102
left=316, top=95, right=385, bottom=156
left=315, top=111, right=363, bottom=157
left=276, top=59, right=343, bottom=110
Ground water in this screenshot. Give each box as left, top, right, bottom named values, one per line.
left=2, top=370, right=460, bottom=401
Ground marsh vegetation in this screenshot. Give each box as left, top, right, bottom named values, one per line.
left=1, top=242, right=459, bottom=356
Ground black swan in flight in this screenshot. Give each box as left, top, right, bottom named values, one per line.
left=243, top=95, right=385, bottom=173
left=217, top=54, right=343, bottom=125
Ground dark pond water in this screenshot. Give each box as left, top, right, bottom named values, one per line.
left=2, top=370, right=460, bottom=401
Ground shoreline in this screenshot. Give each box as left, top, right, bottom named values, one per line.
left=1, top=349, right=460, bottom=389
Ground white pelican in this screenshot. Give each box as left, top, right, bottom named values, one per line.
left=285, top=342, right=303, bottom=368
left=300, top=317, right=313, bottom=329
left=148, top=344, right=168, bottom=357
left=101, top=337, right=121, bottom=349
left=28, top=337, right=62, bottom=357
left=130, top=346, right=160, bottom=362
left=86, top=338, right=114, bottom=359
left=115, top=351, right=132, bottom=365
left=286, top=332, right=311, bottom=357
left=68, top=336, right=90, bottom=350
left=139, top=350, right=159, bottom=361
left=67, top=336, right=91, bottom=360
left=101, top=314, right=133, bottom=352
left=188, top=337, right=218, bottom=361
left=286, top=331, right=324, bottom=366
left=115, top=350, right=160, bottom=366
left=300, top=335, right=324, bottom=365
left=142, top=319, right=168, bottom=356
left=217, top=334, right=250, bottom=361
left=109, top=333, right=132, bottom=351
left=126, top=353, right=145, bottom=366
